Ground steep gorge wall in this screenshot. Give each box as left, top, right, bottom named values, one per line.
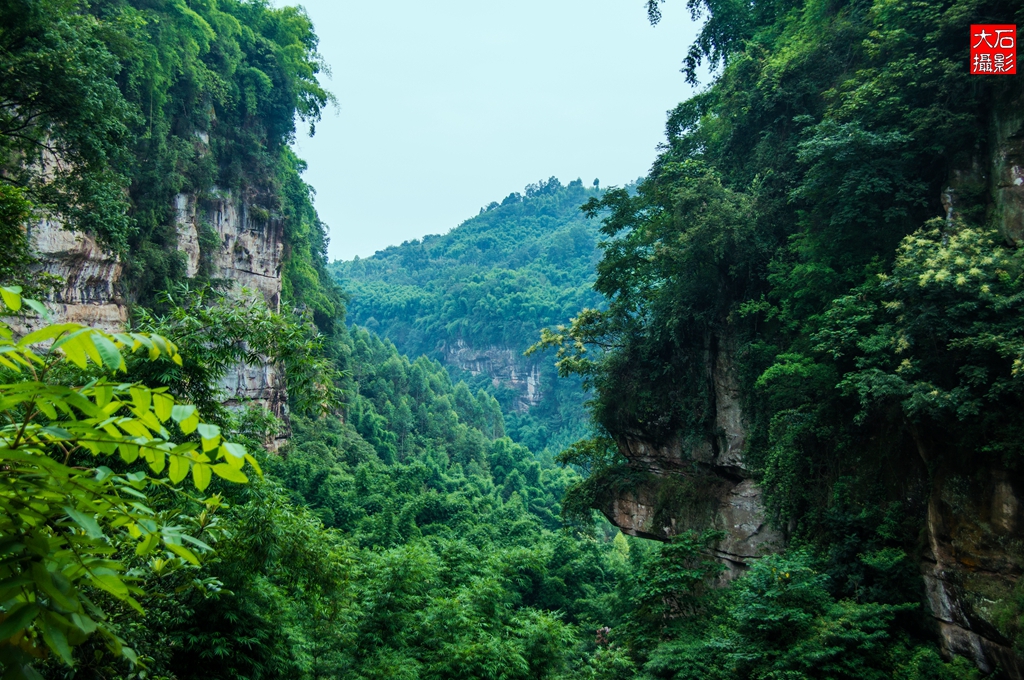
left=442, top=339, right=542, bottom=412
left=919, top=89, right=1024, bottom=678
left=25, top=220, right=127, bottom=332
left=597, top=88, right=1024, bottom=676
left=26, top=190, right=289, bottom=432
left=597, top=339, right=784, bottom=581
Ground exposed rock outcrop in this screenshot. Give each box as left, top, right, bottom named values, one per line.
left=443, top=339, right=542, bottom=412
left=23, top=219, right=127, bottom=333
left=922, top=468, right=1024, bottom=679
left=992, top=90, right=1024, bottom=244
left=173, top=189, right=284, bottom=310
left=27, top=189, right=289, bottom=441
left=914, top=90, right=1024, bottom=677
left=598, top=338, right=784, bottom=579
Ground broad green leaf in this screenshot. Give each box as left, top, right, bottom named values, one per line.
left=147, top=449, right=166, bottom=475
left=168, top=454, right=189, bottom=484
left=170, top=441, right=198, bottom=455
left=150, top=334, right=169, bottom=358
left=70, top=613, right=97, bottom=635
left=64, top=391, right=101, bottom=417
left=92, top=385, right=112, bottom=405
left=36, top=399, right=57, bottom=420
left=153, top=393, right=173, bottom=422
left=196, top=422, right=220, bottom=441
left=58, top=336, right=88, bottom=369
left=40, top=426, right=72, bottom=440
left=132, top=407, right=164, bottom=433
left=118, top=418, right=151, bottom=438
left=135, top=532, right=159, bottom=556
left=129, top=386, right=151, bottom=411
left=165, top=542, right=200, bottom=566
left=222, top=442, right=246, bottom=459
left=23, top=298, right=52, bottom=322
left=223, top=447, right=245, bottom=470
left=0, top=603, right=39, bottom=641
left=212, top=463, right=248, bottom=484
left=63, top=507, right=104, bottom=539
left=180, top=534, right=213, bottom=552
left=91, top=574, right=129, bottom=599
left=32, top=564, right=77, bottom=613
left=40, top=613, right=74, bottom=665
left=93, top=334, right=124, bottom=371
left=197, top=422, right=220, bottom=451
left=0, top=286, right=22, bottom=311
left=180, top=412, right=199, bottom=435
left=192, top=462, right=212, bottom=491
left=18, top=323, right=78, bottom=347
left=118, top=443, right=139, bottom=463
left=244, top=453, right=263, bottom=477
left=171, top=404, right=196, bottom=423
left=78, top=333, right=104, bottom=367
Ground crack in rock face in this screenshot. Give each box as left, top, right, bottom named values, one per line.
left=26, top=191, right=289, bottom=448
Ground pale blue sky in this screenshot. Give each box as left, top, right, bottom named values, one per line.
left=280, top=1, right=701, bottom=260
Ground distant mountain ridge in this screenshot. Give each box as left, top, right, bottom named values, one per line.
left=329, top=176, right=608, bottom=453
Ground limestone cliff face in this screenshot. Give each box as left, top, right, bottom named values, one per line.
left=921, top=90, right=1024, bottom=678
left=173, top=189, right=284, bottom=310
left=24, top=219, right=127, bottom=333
left=443, top=339, right=542, bottom=412
left=921, top=466, right=1024, bottom=678
left=27, top=189, right=289, bottom=435
left=597, top=339, right=784, bottom=580
left=991, top=91, right=1024, bottom=245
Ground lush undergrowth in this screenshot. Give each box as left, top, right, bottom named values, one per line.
left=537, top=0, right=1023, bottom=676
left=1, top=0, right=1016, bottom=678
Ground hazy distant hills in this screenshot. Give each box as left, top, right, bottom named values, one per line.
left=329, top=176, right=609, bottom=453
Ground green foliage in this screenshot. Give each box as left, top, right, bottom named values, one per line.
left=0, top=0, right=137, bottom=248
left=626, top=530, right=724, bottom=639
left=332, top=176, right=607, bottom=454
left=644, top=552, right=979, bottom=680
left=821, top=224, right=1024, bottom=447
left=0, top=286, right=255, bottom=677
left=0, top=186, right=35, bottom=289
left=538, top=0, right=1024, bottom=676
left=132, top=285, right=343, bottom=421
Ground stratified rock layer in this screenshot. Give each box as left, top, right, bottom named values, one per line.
left=27, top=189, right=288, bottom=443
left=443, top=339, right=542, bottom=412
left=25, top=219, right=127, bottom=333
left=598, top=339, right=784, bottom=579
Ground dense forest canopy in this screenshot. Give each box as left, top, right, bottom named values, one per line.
left=536, top=0, right=1024, bottom=676
left=0, top=0, right=1021, bottom=678
left=332, top=176, right=610, bottom=454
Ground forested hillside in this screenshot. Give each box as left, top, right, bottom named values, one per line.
left=331, top=177, right=608, bottom=454
left=0, top=2, right=640, bottom=678
left=539, top=0, right=1024, bottom=676
left=2, top=0, right=1022, bottom=678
